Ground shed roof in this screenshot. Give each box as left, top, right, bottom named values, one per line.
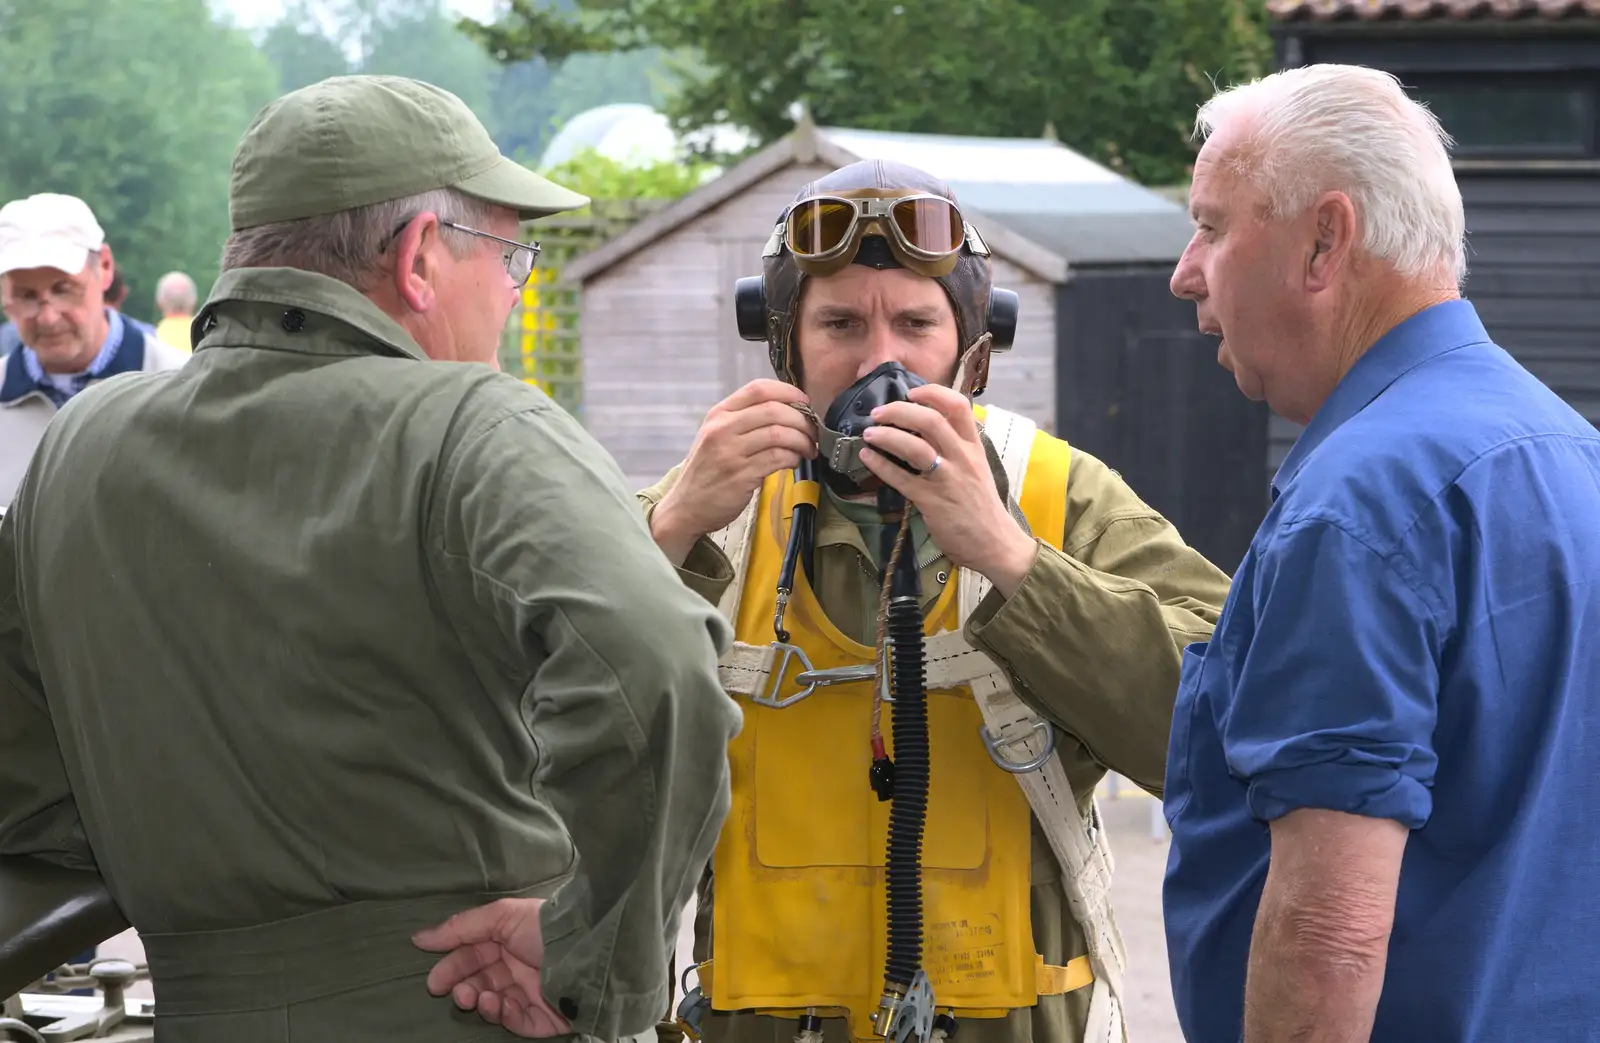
left=816, top=127, right=1195, bottom=266
left=562, top=119, right=1194, bottom=286
left=1266, top=0, right=1600, bottom=20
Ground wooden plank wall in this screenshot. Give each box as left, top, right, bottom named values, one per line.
left=980, top=255, right=1057, bottom=433
left=581, top=163, right=1063, bottom=490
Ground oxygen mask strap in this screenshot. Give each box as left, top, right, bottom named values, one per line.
left=952, top=332, right=994, bottom=402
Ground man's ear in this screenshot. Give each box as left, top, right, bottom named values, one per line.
left=392, top=212, right=443, bottom=314
left=1306, top=191, right=1358, bottom=293
left=97, top=245, right=114, bottom=292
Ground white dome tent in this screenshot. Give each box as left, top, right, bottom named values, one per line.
left=536, top=103, right=757, bottom=176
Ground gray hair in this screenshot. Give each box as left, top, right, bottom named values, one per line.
left=1195, top=64, right=1467, bottom=286
left=219, top=187, right=500, bottom=290
left=154, top=270, right=197, bottom=314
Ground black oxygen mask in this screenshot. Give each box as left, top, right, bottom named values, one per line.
left=815, top=361, right=928, bottom=498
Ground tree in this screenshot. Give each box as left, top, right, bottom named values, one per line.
left=259, top=1, right=352, bottom=94
left=463, top=0, right=1272, bottom=186
left=359, top=0, right=503, bottom=122
left=0, top=0, right=280, bottom=320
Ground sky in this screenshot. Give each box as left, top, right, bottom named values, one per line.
left=214, top=0, right=504, bottom=33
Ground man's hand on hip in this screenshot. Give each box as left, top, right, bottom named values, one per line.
left=413, top=897, right=573, bottom=1038
left=652, top=379, right=818, bottom=565
left=859, top=383, right=1038, bottom=599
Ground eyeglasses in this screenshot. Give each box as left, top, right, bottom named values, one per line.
left=2, top=281, right=89, bottom=320
left=383, top=215, right=542, bottom=287
left=440, top=220, right=542, bottom=287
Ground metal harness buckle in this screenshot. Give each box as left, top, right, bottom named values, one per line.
left=755, top=644, right=881, bottom=709
left=675, top=965, right=710, bottom=1041
left=978, top=718, right=1057, bottom=774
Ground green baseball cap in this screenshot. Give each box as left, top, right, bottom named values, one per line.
left=228, top=75, right=589, bottom=230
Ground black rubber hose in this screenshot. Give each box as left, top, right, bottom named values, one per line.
left=797, top=459, right=817, bottom=583
left=884, top=522, right=929, bottom=990
left=775, top=462, right=818, bottom=642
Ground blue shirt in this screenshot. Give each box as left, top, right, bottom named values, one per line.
left=1163, top=300, right=1600, bottom=1042
left=9, top=309, right=128, bottom=408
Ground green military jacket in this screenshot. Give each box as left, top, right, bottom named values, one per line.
left=638, top=431, right=1233, bottom=1043
left=0, top=267, right=741, bottom=1043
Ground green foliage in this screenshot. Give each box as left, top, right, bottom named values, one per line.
left=352, top=0, right=503, bottom=119
left=259, top=2, right=353, bottom=94
left=0, top=0, right=279, bottom=320
left=466, top=0, right=1273, bottom=186
left=539, top=146, right=715, bottom=206
left=249, top=0, right=673, bottom=167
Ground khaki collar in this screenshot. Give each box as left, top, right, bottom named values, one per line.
left=191, top=267, right=430, bottom=363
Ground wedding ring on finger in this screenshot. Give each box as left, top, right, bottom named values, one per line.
left=923, top=453, right=942, bottom=476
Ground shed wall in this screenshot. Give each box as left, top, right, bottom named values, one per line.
left=580, top=163, right=829, bottom=490
left=1058, top=267, right=1268, bottom=574
left=582, top=164, right=1061, bottom=490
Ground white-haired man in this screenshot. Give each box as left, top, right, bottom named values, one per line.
left=153, top=269, right=197, bottom=351
left=1164, top=64, right=1600, bottom=1042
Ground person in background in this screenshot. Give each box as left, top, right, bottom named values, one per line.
left=1163, top=63, right=1600, bottom=1042
left=106, top=263, right=162, bottom=341
left=153, top=270, right=197, bottom=352
left=0, top=193, right=187, bottom=508
left=104, top=264, right=128, bottom=311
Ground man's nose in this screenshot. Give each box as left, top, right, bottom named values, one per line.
left=1170, top=244, right=1205, bottom=301
left=857, top=322, right=901, bottom=376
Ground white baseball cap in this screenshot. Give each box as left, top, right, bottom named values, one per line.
left=0, top=193, right=106, bottom=278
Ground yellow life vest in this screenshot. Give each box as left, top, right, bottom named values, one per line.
left=703, top=404, right=1078, bottom=1040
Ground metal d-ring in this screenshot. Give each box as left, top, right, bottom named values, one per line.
left=979, top=718, right=1057, bottom=774
left=754, top=643, right=819, bottom=709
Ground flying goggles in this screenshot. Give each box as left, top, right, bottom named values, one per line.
left=762, top=191, right=988, bottom=276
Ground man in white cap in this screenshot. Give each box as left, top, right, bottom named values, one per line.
left=0, top=192, right=187, bottom=507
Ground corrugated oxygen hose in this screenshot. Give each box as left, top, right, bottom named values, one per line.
left=883, top=522, right=929, bottom=991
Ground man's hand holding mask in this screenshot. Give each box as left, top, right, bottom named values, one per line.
left=860, top=382, right=1039, bottom=598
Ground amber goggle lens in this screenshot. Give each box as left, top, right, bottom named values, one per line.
left=890, top=197, right=963, bottom=256
left=786, top=200, right=857, bottom=256
left=786, top=196, right=964, bottom=258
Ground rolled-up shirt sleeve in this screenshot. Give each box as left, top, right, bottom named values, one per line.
left=1222, top=514, right=1445, bottom=830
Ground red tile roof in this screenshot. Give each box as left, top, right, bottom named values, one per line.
left=1267, top=0, right=1600, bottom=21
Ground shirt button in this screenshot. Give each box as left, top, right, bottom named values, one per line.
left=281, top=309, right=306, bottom=333
left=558, top=997, right=579, bottom=1020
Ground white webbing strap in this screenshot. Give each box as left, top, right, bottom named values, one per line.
left=719, top=641, right=775, bottom=696
left=955, top=406, right=1128, bottom=1043
left=708, top=492, right=760, bottom=628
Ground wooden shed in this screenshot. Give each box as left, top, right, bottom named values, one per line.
left=1267, top=0, right=1600, bottom=474
left=564, top=118, right=1268, bottom=572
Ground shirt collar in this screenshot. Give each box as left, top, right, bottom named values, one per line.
left=1272, top=298, right=1491, bottom=497
left=1, top=309, right=144, bottom=406
left=193, top=267, right=430, bottom=363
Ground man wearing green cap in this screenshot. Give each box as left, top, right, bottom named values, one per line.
left=0, top=75, right=739, bottom=1042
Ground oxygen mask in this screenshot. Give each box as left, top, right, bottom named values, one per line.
left=814, top=361, right=928, bottom=498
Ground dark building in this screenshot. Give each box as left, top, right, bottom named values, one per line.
left=1267, top=0, right=1600, bottom=473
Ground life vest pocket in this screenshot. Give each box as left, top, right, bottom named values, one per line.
left=754, top=684, right=991, bottom=871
